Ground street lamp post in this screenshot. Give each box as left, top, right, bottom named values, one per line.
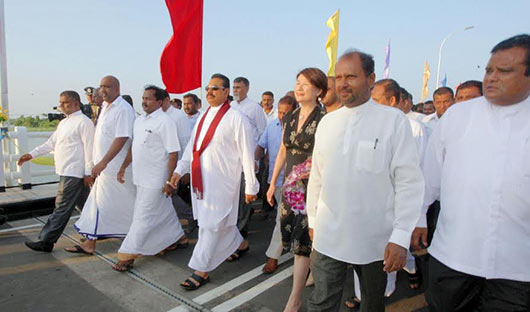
left=436, top=26, right=474, bottom=88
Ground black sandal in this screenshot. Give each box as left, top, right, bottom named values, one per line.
left=344, top=296, right=361, bottom=310
left=408, top=271, right=422, bottom=289
left=180, top=273, right=210, bottom=291
left=226, top=247, right=249, bottom=262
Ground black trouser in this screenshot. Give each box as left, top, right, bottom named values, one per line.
left=426, top=256, right=530, bottom=312
left=171, top=177, right=194, bottom=221
left=237, top=173, right=253, bottom=238
left=308, top=250, right=387, bottom=312
left=427, top=200, right=441, bottom=245
left=39, top=176, right=88, bottom=244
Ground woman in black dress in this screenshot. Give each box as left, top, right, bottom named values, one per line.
left=267, top=67, right=327, bottom=312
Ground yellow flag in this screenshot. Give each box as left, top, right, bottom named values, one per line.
left=420, top=60, right=431, bottom=102
left=325, top=9, right=340, bottom=77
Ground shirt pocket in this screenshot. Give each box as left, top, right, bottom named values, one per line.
left=143, top=130, right=160, bottom=149
left=354, top=140, right=386, bottom=174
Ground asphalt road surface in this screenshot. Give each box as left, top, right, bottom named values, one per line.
left=1, top=207, right=429, bottom=312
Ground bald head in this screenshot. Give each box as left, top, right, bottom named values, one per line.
left=99, top=75, right=121, bottom=103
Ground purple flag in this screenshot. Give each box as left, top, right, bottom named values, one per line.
left=384, top=40, right=390, bottom=78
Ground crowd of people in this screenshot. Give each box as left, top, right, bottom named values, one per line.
left=17, top=33, right=530, bottom=312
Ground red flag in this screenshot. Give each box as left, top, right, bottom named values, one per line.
left=160, top=0, right=203, bottom=93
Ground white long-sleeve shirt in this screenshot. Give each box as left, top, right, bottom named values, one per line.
left=422, top=112, right=439, bottom=137
left=30, top=110, right=94, bottom=178
left=422, top=96, right=530, bottom=282
left=93, top=96, right=136, bottom=174
left=165, top=105, right=191, bottom=160
left=132, top=108, right=180, bottom=189
left=408, top=117, right=428, bottom=164
left=231, top=97, right=267, bottom=146
left=175, top=104, right=259, bottom=230
left=406, top=111, right=426, bottom=122
left=307, top=101, right=424, bottom=265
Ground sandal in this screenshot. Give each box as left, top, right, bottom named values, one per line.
left=112, top=259, right=134, bottom=272
left=64, top=245, right=93, bottom=255
left=344, top=296, right=361, bottom=310
left=408, top=271, right=422, bottom=289
left=180, top=273, right=209, bottom=291
left=165, top=241, right=189, bottom=251
left=226, top=247, right=249, bottom=262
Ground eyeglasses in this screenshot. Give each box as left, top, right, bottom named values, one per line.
left=205, top=85, right=226, bottom=92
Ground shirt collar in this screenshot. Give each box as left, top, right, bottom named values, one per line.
left=66, top=110, right=83, bottom=118
left=144, top=107, right=163, bottom=119
left=103, top=95, right=123, bottom=110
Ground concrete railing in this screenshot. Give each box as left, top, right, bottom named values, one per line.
left=0, top=126, right=55, bottom=192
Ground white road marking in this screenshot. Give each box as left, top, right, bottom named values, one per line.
left=211, top=266, right=294, bottom=312
left=167, top=253, right=294, bottom=312
left=0, top=215, right=80, bottom=234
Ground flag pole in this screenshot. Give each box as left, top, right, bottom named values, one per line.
left=0, top=0, right=9, bottom=121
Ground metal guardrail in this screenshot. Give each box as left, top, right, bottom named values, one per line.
left=0, top=126, right=55, bottom=192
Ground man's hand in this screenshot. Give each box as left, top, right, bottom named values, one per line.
left=410, top=227, right=428, bottom=251
left=383, top=242, right=407, bottom=273
left=309, top=228, right=314, bottom=241
left=163, top=183, right=174, bottom=197
left=17, top=154, right=33, bottom=166
left=117, top=169, right=126, bottom=184
left=266, top=185, right=276, bottom=206
left=83, top=176, right=95, bottom=187
left=245, top=194, right=257, bottom=204
left=169, top=173, right=181, bottom=188
left=91, top=161, right=107, bottom=178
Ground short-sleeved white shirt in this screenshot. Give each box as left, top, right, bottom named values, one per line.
left=132, top=108, right=180, bottom=188
left=93, top=96, right=136, bottom=174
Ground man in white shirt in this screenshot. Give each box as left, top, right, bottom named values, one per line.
left=372, top=79, right=427, bottom=163
left=261, top=91, right=277, bottom=124
left=66, top=76, right=136, bottom=255
left=454, top=80, right=483, bottom=103
left=306, top=51, right=424, bottom=312
left=161, top=90, right=191, bottom=159
left=322, top=76, right=342, bottom=113
left=231, top=76, right=267, bottom=259
left=170, top=73, right=258, bottom=290
left=20, top=91, right=94, bottom=252
left=401, top=88, right=426, bottom=121
left=162, top=89, right=194, bottom=233
left=414, top=34, right=530, bottom=312
left=422, top=87, right=454, bottom=136
left=370, top=79, right=427, bottom=297
left=183, top=93, right=201, bottom=131
left=112, top=85, right=185, bottom=271
left=422, top=100, right=435, bottom=115
left=257, top=96, right=297, bottom=274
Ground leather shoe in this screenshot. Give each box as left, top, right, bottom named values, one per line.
left=25, top=240, right=53, bottom=252
left=262, top=257, right=278, bottom=274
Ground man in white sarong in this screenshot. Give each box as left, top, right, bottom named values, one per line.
left=111, top=85, right=186, bottom=271
left=66, top=76, right=136, bottom=255
left=170, top=73, right=259, bottom=290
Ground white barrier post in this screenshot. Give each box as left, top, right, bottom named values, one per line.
left=14, top=126, right=31, bottom=189
left=0, top=128, right=5, bottom=192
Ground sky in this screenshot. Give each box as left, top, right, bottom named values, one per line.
left=2, top=0, right=529, bottom=117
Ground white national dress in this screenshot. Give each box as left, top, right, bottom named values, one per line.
left=175, top=104, right=259, bottom=272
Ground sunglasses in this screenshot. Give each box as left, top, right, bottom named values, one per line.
left=205, top=85, right=226, bottom=92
